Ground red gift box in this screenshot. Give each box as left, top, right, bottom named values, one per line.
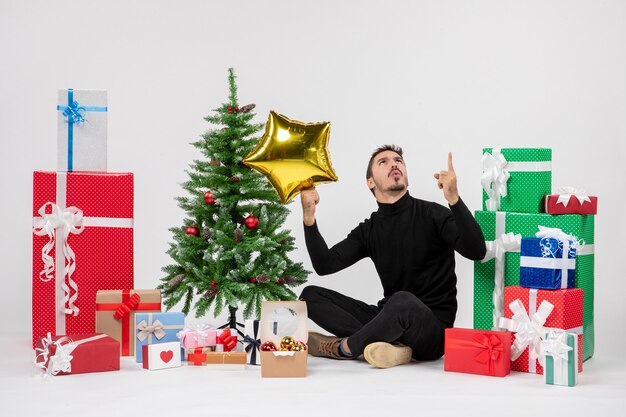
left=444, top=328, right=513, bottom=377
left=544, top=192, right=597, bottom=215
left=34, top=333, right=120, bottom=376
left=503, top=286, right=583, bottom=374
left=32, top=171, right=134, bottom=348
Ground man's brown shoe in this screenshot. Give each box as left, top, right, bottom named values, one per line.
left=363, top=342, right=413, bottom=368
left=307, top=332, right=352, bottom=360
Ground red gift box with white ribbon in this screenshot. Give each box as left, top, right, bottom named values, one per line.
left=544, top=187, right=597, bottom=215
left=34, top=333, right=119, bottom=376
left=32, top=171, right=134, bottom=348
left=500, top=286, right=583, bottom=375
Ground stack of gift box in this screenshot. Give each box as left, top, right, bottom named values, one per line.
left=444, top=148, right=597, bottom=387
left=31, top=88, right=248, bottom=375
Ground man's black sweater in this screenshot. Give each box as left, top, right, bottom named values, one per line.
left=303, top=192, right=486, bottom=328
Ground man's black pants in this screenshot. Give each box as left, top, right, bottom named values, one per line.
left=300, top=285, right=446, bottom=360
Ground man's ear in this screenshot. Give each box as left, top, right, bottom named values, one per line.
left=367, top=177, right=375, bottom=191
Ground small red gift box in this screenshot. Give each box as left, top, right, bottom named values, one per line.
left=34, top=333, right=120, bottom=376
left=32, top=171, right=134, bottom=348
left=444, top=328, right=513, bottom=377
left=544, top=190, right=597, bottom=215
left=502, top=286, right=583, bottom=375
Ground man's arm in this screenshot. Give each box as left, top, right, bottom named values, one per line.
left=444, top=198, right=487, bottom=260
left=301, top=188, right=367, bottom=275
left=434, top=152, right=486, bottom=260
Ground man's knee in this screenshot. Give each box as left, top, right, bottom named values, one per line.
left=299, top=285, right=324, bottom=302
left=384, top=291, right=422, bottom=313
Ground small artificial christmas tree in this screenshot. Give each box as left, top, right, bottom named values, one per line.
left=159, top=68, right=309, bottom=322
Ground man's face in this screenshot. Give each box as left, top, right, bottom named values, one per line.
left=367, top=150, right=408, bottom=196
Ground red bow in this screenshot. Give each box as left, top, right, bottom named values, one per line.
left=216, top=329, right=237, bottom=352
left=113, top=293, right=140, bottom=320
left=472, top=333, right=504, bottom=375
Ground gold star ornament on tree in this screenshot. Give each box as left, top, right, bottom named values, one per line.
left=243, top=111, right=338, bottom=204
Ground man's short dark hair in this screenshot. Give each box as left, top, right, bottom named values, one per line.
left=366, top=144, right=404, bottom=179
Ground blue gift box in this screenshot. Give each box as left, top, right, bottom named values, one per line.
left=135, top=312, right=185, bottom=362
left=519, top=237, right=576, bottom=290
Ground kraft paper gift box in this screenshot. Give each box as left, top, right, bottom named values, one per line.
left=244, top=319, right=261, bottom=365
left=204, top=351, right=246, bottom=370
left=444, top=328, right=513, bottom=377
left=35, top=333, right=119, bottom=376
left=96, top=289, right=161, bottom=356
left=260, top=301, right=308, bottom=378
left=57, top=89, right=107, bottom=172
left=135, top=312, right=185, bottom=362
left=32, top=171, right=134, bottom=348
left=519, top=236, right=577, bottom=290
left=500, top=286, right=583, bottom=375
left=481, top=148, right=552, bottom=213
left=543, top=330, right=579, bottom=387
left=142, top=341, right=181, bottom=370
left=177, top=324, right=217, bottom=350
left=544, top=188, right=598, bottom=215
left=473, top=210, right=595, bottom=361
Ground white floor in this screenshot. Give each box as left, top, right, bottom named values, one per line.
left=2, top=332, right=624, bottom=416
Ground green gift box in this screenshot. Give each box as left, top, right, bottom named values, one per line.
left=473, top=210, right=595, bottom=360
left=482, top=148, right=552, bottom=213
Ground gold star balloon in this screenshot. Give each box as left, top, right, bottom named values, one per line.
left=243, top=111, right=338, bottom=204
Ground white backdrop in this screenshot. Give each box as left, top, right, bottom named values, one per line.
left=1, top=0, right=624, bottom=357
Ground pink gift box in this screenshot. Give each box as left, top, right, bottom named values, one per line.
left=177, top=325, right=217, bottom=349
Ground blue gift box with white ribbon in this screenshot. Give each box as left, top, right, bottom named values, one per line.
left=519, top=237, right=576, bottom=290
left=135, top=312, right=185, bottom=362
left=57, top=88, right=108, bottom=172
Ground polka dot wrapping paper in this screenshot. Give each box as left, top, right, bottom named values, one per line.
left=482, top=148, right=552, bottom=214
left=503, top=286, right=584, bottom=375
left=473, top=210, right=595, bottom=361
left=32, top=171, right=134, bottom=348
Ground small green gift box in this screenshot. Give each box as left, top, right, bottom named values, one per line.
left=481, top=148, right=552, bottom=213
left=473, top=210, right=595, bottom=361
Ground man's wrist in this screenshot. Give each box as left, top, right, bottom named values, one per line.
left=303, top=216, right=316, bottom=226
left=447, top=195, right=460, bottom=206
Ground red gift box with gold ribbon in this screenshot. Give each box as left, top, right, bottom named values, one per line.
left=32, top=171, right=134, bottom=348
left=96, top=289, right=161, bottom=356
left=444, top=328, right=513, bottom=377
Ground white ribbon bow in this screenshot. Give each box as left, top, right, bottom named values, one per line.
left=136, top=319, right=166, bottom=342
left=542, top=330, right=573, bottom=361
left=481, top=150, right=510, bottom=211
left=499, top=299, right=554, bottom=366
left=34, top=333, right=77, bottom=376
left=556, top=186, right=592, bottom=207
left=32, top=202, right=85, bottom=316
left=482, top=232, right=522, bottom=330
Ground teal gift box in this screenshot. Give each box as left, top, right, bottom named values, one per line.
left=473, top=210, right=595, bottom=361
left=543, top=330, right=579, bottom=387
left=135, top=312, right=185, bottom=362
left=481, top=148, right=552, bottom=213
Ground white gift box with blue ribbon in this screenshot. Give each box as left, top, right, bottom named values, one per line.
left=519, top=226, right=580, bottom=290
left=57, top=88, right=107, bottom=172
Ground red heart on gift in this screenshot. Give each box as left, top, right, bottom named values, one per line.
left=160, top=350, right=173, bottom=363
